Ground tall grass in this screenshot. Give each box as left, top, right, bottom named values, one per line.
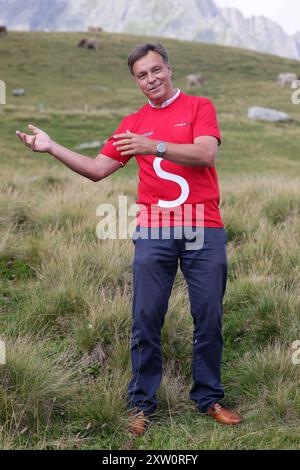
left=1, top=163, right=299, bottom=449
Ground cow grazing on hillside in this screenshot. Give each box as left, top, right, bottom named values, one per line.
left=88, top=26, right=103, bottom=33
left=277, top=72, right=298, bottom=87
left=0, top=26, right=7, bottom=35
left=77, top=37, right=99, bottom=50
left=186, top=73, right=205, bottom=88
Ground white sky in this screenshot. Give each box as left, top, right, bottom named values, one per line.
left=215, top=0, right=300, bottom=35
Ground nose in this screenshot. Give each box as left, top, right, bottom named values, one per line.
left=147, top=72, right=156, bottom=84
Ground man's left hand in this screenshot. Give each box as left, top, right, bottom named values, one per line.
left=113, top=130, right=156, bottom=156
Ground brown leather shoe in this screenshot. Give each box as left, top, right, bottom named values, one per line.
left=128, top=409, right=149, bottom=436
left=207, top=403, right=242, bottom=425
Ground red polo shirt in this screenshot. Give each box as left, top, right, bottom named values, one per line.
left=99, top=91, right=223, bottom=227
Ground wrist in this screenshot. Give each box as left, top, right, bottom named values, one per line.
left=47, top=140, right=56, bottom=155
left=150, top=140, right=159, bottom=155
left=155, top=140, right=167, bottom=158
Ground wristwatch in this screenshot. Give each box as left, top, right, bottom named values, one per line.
left=156, top=141, right=167, bottom=158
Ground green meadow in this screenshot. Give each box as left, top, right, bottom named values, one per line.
left=0, top=31, right=299, bottom=450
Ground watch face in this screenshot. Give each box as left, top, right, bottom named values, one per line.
left=157, top=142, right=166, bottom=153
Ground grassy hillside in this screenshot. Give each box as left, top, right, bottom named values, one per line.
left=0, top=31, right=300, bottom=450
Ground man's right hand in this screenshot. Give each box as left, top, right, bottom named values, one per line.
left=15, top=124, right=123, bottom=182
left=16, top=124, right=53, bottom=153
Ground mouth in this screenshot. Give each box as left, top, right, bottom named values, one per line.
left=149, top=83, right=162, bottom=92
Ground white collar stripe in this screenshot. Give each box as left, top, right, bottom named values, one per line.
left=148, top=89, right=181, bottom=108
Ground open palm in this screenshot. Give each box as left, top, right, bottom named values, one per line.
left=16, top=124, right=52, bottom=153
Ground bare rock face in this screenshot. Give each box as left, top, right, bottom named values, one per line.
left=294, top=32, right=300, bottom=57
left=1, top=0, right=300, bottom=60
left=248, top=106, right=290, bottom=122
left=220, top=8, right=300, bottom=60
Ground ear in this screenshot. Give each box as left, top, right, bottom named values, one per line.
left=168, top=65, right=173, bottom=78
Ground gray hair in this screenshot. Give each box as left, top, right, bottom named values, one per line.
left=127, top=43, right=169, bottom=75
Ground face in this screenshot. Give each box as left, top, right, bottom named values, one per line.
left=132, top=50, right=175, bottom=106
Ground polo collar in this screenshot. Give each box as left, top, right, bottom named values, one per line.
left=148, top=88, right=181, bottom=108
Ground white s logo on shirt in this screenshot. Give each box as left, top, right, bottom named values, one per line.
left=153, top=157, right=190, bottom=208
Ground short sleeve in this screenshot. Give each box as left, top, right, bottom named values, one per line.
left=193, top=98, right=222, bottom=146
left=98, top=116, right=134, bottom=167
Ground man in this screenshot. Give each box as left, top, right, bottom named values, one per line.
left=16, top=43, right=242, bottom=436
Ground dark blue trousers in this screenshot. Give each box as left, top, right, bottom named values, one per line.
left=127, top=226, right=227, bottom=414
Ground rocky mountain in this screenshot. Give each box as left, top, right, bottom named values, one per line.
left=0, top=0, right=299, bottom=60
left=294, top=32, right=300, bottom=58
left=219, top=7, right=300, bottom=60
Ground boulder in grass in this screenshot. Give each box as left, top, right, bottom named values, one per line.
left=247, top=106, right=289, bottom=122
left=12, top=88, right=25, bottom=96
left=75, top=140, right=103, bottom=150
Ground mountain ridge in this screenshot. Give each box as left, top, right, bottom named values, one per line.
left=0, top=0, right=299, bottom=61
